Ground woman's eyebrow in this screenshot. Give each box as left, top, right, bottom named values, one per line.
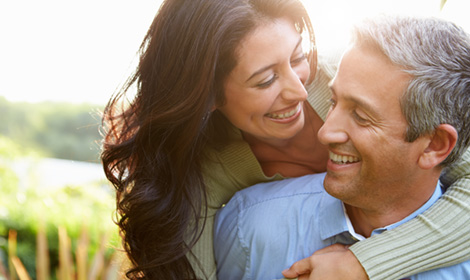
left=245, top=36, right=303, bottom=83
left=245, top=63, right=277, bottom=83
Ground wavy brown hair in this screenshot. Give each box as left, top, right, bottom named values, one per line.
left=101, top=0, right=316, bottom=278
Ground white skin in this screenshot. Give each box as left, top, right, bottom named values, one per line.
left=318, top=44, right=446, bottom=235
left=217, top=18, right=310, bottom=147
left=283, top=43, right=457, bottom=280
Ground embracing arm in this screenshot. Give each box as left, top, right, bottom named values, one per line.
left=283, top=148, right=470, bottom=280
left=349, top=148, right=470, bottom=279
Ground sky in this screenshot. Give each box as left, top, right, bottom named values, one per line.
left=0, top=0, right=468, bottom=105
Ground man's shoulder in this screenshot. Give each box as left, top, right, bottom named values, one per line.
left=229, top=173, right=327, bottom=210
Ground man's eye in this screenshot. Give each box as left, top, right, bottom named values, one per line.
left=353, top=110, right=369, bottom=124
left=328, top=98, right=337, bottom=108
left=291, top=54, right=306, bottom=65
left=257, top=74, right=278, bottom=89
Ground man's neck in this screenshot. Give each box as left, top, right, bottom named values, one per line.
left=345, top=181, right=440, bottom=238
left=344, top=204, right=399, bottom=238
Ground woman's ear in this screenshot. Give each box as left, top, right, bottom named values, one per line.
left=418, top=124, right=458, bottom=169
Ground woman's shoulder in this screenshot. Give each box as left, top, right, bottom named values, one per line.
left=202, top=128, right=282, bottom=208
left=307, top=48, right=344, bottom=121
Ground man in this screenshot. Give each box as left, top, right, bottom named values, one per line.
left=214, top=16, right=470, bottom=280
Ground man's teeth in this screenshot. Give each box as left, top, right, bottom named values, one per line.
left=329, top=151, right=359, bottom=164
left=267, top=105, right=299, bottom=119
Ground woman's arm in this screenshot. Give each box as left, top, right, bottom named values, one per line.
left=282, top=148, right=470, bottom=280
left=349, top=147, right=470, bottom=279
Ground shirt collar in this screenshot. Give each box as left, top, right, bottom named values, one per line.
left=319, top=190, right=350, bottom=240
left=370, top=181, right=443, bottom=236
left=319, top=181, right=443, bottom=240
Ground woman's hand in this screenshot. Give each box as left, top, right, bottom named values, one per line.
left=282, top=244, right=369, bottom=280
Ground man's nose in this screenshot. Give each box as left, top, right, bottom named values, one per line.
left=317, top=106, right=349, bottom=145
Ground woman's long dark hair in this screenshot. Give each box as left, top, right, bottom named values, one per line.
left=101, top=0, right=316, bottom=278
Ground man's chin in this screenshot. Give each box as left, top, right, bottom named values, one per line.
left=323, top=176, right=353, bottom=199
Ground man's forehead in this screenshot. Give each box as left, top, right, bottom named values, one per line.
left=335, top=45, right=410, bottom=97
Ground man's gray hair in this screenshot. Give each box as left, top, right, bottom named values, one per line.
left=351, top=16, right=470, bottom=166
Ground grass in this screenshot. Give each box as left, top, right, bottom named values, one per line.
left=0, top=136, right=126, bottom=279
left=3, top=227, right=127, bottom=280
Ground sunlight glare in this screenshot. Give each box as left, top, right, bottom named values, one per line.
left=0, top=0, right=467, bottom=104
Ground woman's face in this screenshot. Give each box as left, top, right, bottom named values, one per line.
left=218, top=18, right=311, bottom=144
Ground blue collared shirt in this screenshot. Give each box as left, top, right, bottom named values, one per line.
left=214, top=173, right=470, bottom=280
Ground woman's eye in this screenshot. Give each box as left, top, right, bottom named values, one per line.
left=256, top=74, right=278, bottom=89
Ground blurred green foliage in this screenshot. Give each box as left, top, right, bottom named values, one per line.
left=0, top=135, right=119, bottom=278
left=0, top=96, right=103, bottom=163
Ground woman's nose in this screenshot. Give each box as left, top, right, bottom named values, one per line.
left=280, top=66, right=309, bottom=101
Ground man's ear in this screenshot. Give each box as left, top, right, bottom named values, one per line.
left=418, top=124, right=458, bottom=169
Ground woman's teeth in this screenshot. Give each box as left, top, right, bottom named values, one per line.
left=266, top=105, right=299, bottom=119
left=329, top=151, right=359, bottom=164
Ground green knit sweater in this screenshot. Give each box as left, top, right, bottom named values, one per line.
left=188, top=52, right=470, bottom=280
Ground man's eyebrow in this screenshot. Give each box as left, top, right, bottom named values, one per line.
left=330, top=84, right=378, bottom=115
left=245, top=36, right=303, bottom=83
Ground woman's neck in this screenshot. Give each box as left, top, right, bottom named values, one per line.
left=243, top=103, right=329, bottom=177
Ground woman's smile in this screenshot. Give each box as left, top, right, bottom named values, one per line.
left=265, top=102, right=303, bottom=123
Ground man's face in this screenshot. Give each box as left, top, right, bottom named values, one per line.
left=317, top=44, right=427, bottom=211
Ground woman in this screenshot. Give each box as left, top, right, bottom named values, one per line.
left=101, top=0, right=470, bottom=279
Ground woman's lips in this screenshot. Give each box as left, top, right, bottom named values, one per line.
left=265, top=103, right=302, bottom=122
